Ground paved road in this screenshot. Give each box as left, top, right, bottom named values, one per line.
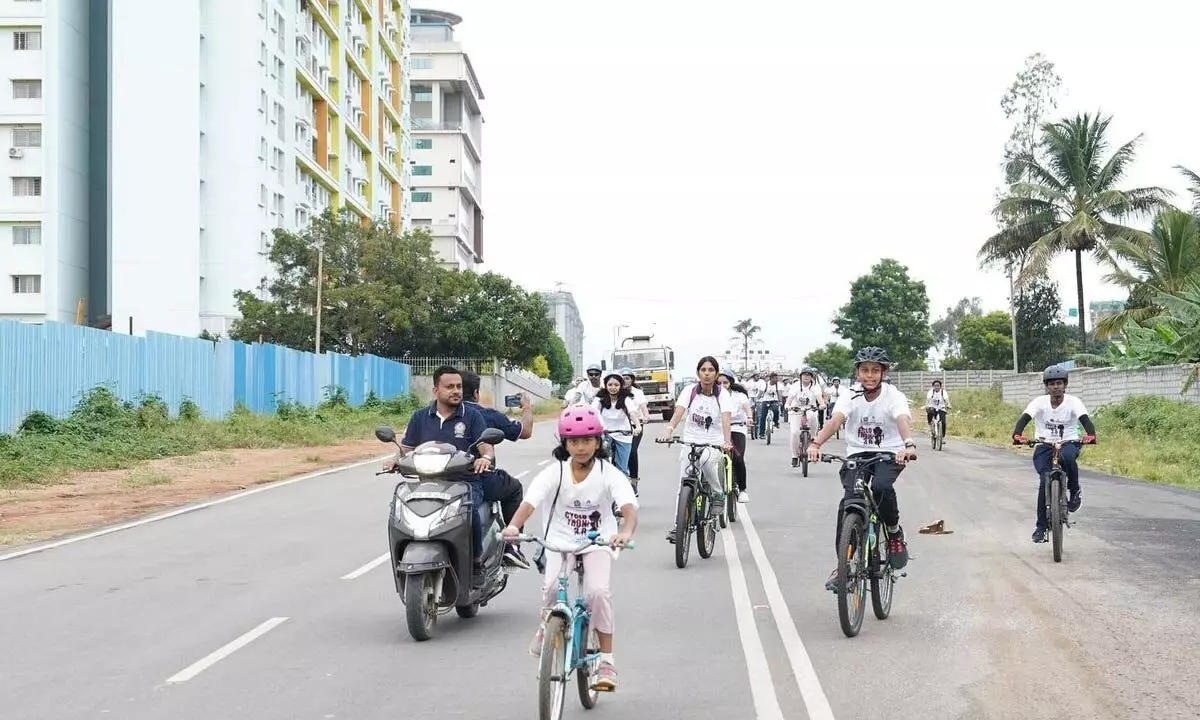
left=3, top=421, right=1199, bottom=719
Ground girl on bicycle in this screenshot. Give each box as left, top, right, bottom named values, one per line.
left=502, top=407, right=638, bottom=691
left=718, top=369, right=754, bottom=502
left=925, top=380, right=951, bottom=439
left=659, top=356, right=735, bottom=541
left=786, top=367, right=825, bottom=469
left=592, top=373, right=641, bottom=476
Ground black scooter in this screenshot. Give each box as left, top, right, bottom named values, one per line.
left=375, top=425, right=509, bottom=642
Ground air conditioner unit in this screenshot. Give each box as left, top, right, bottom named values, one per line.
left=8, top=147, right=23, bottom=159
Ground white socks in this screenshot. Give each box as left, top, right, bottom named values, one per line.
left=600, top=652, right=614, bottom=665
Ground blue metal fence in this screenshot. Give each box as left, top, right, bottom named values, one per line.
left=0, top=321, right=412, bottom=433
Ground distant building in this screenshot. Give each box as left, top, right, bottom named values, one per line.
left=716, top=347, right=789, bottom=374
left=1089, top=300, right=1124, bottom=331
left=540, top=290, right=584, bottom=376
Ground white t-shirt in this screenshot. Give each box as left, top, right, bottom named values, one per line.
left=832, top=383, right=911, bottom=454
left=525, top=459, right=639, bottom=555
left=787, top=383, right=823, bottom=410
left=628, top=386, right=648, bottom=418
left=728, top=390, right=751, bottom=433
left=567, top=380, right=600, bottom=406
left=760, top=381, right=785, bottom=402
left=1022, top=394, right=1089, bottom=441
left=926, top=389, right=950, bottom=410
left=590, top=397, right=636, bottom=443
left=676, top=383, right=735, bottom=445
left=747, top=380, right=763, bottom=400
left=826, top=384, right=842, bottom=404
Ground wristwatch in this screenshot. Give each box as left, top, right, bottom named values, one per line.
left=903, top=440, right=917, bottom=449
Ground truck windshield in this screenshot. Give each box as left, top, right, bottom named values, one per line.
left=614, top=351, right=666, bottom=369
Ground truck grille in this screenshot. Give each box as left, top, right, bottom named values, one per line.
left=640, top=381, right=668, bottom=396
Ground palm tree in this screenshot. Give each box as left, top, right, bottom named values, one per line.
left=1096, top=208, right=1200, bottom=337
left=980, top=113, right=1171, bottom=344
left=731, top=318, right=761, bottom=370
left=1177, top=165, right=1200, bottom=215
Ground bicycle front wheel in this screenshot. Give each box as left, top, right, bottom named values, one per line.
left=836, top=513, right=868, bottom=637
left=1049, top=473, right=1064, bottom=563
left=674, top=485, right=694, bottom=569
left=697, top=494, right=716, bottom=559
left=538, top=616, right=568, bottom=720
left=800, top=432, right=810, bottom=477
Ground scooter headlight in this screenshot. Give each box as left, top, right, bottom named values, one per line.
left=412, top=453, right=452, bottom=475
left=397, top=498, right=464, bottom=539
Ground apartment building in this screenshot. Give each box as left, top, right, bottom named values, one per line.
left=0, top=0, right=90, bottom=325
left=408, top=8, right=484, bottom=270
left=0, top=0, right=416, bottom=338
left=540, top=290, right=585, bottom=377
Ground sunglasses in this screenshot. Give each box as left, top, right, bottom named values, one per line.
left=587, top=372, right=601, bottom=377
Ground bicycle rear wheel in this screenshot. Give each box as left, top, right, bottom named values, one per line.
left=697, top=495, right=716, bottom=559
left=576, top=618, right=600, bottom=709
left=870, top=524, right=895, bottom=620
left=674, top=485, right=694, bottom=569
left=1049, top=473, right=1064, bottom=563
left=538, top=615, right=568, bottom=720
left=836, top=513, right=868, bottom=637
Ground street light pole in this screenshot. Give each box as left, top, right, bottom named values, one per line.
left=314, top=245, right=324, bottom=355
left=612, top=324, right=629, bottom=365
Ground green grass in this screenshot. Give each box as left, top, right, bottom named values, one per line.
left=0, top=387, right=421, bottom=489
left=920, top=387, right=1200, bottom=489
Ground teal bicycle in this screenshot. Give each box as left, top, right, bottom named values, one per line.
left=507, top=530, right=636, bottom=720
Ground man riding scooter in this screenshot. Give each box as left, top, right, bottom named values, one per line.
left=461, top=370, right=534, bottom=570
left=396, top=365, right=496, bottom=587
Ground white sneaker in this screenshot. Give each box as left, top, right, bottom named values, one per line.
left=737, top=491, right=749, bottom=503
left=529, top=624, right=545, bottom=657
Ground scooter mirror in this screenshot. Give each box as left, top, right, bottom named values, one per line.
left=374, top=426, right=397, bottom=444
left=475, top=427, right=506, bottom=447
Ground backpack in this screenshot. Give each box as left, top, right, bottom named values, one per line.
left=686, top=383, right=722, bottom=410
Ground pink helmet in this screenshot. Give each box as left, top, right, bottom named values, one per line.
left=558, top=407, right=604, bottom=437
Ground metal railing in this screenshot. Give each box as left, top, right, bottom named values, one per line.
left=400, top=356, right=496, bottom=376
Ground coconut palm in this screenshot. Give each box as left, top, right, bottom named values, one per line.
left=1096, top=208, right=1200, bottom=337
left=1177, top=165, right=1200, bottom=214
left=979, top=113, right=1171, bottom=344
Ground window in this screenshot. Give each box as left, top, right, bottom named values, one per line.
left=13, top=31, right=42, bottom=51
left=412, top=57, right=433, bottom=70
left=11, top=275, right=41, bottom=294
left=260, top=184, right=267, bottom=206
left=11, top=126, right=42, bottom=147
left=413, top=138, right=432, bottom=149
left=412, top=191, right=432, bottom=202
left=413, top=90, right=432, bottom=102
left=12, top=225, right=41, bottom=245
left=260, top=89, right=267, bottom=113
left=259, top=0, right=267, bottom=17
left=12, top=177, right=42, bottom=196
left=274, top=192, right=284, bottom=215
left=274, top=103, right=285, bottom=140
left=412, top=165, right=432, bottom=176
left=260, top=231, right=268, bottom=252
left=12, top=80, right=42, bottom=99
left=259, top=137, right=267, bottom=159
left=274, top=11, right=285, bottom=49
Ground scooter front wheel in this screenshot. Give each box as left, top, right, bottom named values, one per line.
left=404, top=571, right=438, bottom=641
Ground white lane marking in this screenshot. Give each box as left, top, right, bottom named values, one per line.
left=341, top=552, right=390, bottom=580
left=537, top=460, right=550, bottom=466
left=721, top=528, right=785, bottom=720
left=740, top=509, right=836, bottom=720
left=0, top=455, right=394, bottom=563
left=516, top=470, right=529, bottom=479
left=165, top=617, right=290, bottom=684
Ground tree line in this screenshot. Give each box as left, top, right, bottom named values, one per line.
left=226, top=210, right=575, bottom=387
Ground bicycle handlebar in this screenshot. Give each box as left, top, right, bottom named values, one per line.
left=500, top=530, right=637, bottom=552
left=1014, top=438, right=1096, bottom=447
left=819, top=451, right=915, bottom=465
left=655, top=438, right=725, bottom=449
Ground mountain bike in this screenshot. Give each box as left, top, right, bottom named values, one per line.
left=721, top=445, right=738, bottom=526
left=791, top=406, right=815, bottom=477
left=657, top=438, right=726, bottom=568
left=603, top=430, right=635, bottom=514
left=759, top=401, right=777, bottom=445
left=929, top=409, right=945, bottom=451
left=819, top=452, right=912, bottom=638
left=1017, top=438, right=1092, bottom=563
left=749, top=402, right=760, bottom=440
left=506, top=531, right=636, bottom=720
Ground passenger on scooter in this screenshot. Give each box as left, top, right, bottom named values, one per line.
left=461, top=370, right=534, bottom=570
left=399, top=365, right=496, bottom=586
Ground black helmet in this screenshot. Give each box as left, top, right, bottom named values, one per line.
left=853, top=346, right=891, bottom=367
left=1042, top=365, right=1069, bottom=385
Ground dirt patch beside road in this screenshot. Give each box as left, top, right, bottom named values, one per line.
left=0, top=440, right=386, bottom=548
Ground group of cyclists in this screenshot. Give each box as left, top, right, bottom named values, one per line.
left=399, top=348, right=1097, bottom=693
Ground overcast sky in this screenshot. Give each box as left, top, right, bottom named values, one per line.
left=421, top=0, right=1200, bottom=373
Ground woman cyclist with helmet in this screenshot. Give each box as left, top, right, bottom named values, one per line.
left=718, top=369, right=754, bottom=502
left=806, top=347, right=916, bottom=590
left=786, top=368, right=825, bottom=469
left=502, top=406, right=638, bottom=691
left=591, top=373, right=642, bottom=477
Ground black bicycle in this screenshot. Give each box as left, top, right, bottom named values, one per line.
left=929, top=409, right=946, bottom=452
left=820, top=452, right=912, bottom=638
left=1017, top=438, right=1093, bottom=563
left=657, top=438, right=727, bottom=568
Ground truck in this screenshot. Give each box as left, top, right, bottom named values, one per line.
left=611, top=334, right=676, bottom=421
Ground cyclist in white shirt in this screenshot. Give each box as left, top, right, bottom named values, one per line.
left=807, top=347, right=916, bottom=590
left=563, top=364, right=604, bottom=407
left=1011, top=365, right=1097, bottom=543
left=591, top=373, right=642, bottom=477
left=756, top=372, right=785, bottom=438
left=718, top=369, right=754, bottom=502
left=618, top=367, right=649, bottom=490
left=659, top=356, right=735, bottom=542
left=925, top=380, right=951, bottom=438
left=786, top=368, right=825, bottom=468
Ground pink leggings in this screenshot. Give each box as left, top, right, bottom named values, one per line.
left=540, top=549, right=614, bottom=634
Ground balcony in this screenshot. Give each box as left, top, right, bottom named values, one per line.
left=410, top=118, right=481, bottom=157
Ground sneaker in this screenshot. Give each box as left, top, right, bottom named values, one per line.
left=791, top=457, right=799, bottom=468
left=1067, top=488, right=1082, bottom=513
left=824, top=568, right=839, bottom=593
left=1031, top=526, right=1047, bottom=543
left=593, top=661, right=618, bottom=691
left=528, top=624, right=545, bottom=657
left=665, top=528, right=677, bottom=544
left=503, top=545, right=531, bottom=570
left=630, top=478, right=640, bottom=497
left=737, top=491, right=749, bottom=503
left=887, top=527, right=909, bottom=569
left=710, top=492, right=726, bottom=515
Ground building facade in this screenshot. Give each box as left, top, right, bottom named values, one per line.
left=540, top=290, right=584, bottom=377
left=408, top=8, right=483, bottom=270
left=1, top=0, right=417, bottom=337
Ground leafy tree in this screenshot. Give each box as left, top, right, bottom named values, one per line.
left=1178, top=165, right=1200, bottom=215
left=981, top=113, right=1170, bottom=346
left=530, top=356, right=551, bottom=379
left=1012, top=275, right=1073, bottom=372
left=803, top=342, right=854, bottom=378
left=942, top=311, right=1013, bottom=369
left=930, top=297, right=983, bottom=356
left=833, top=259, right=934, bottom=370
left=731, top=319, right=761, bottom=369
left=1098, top=208, right=1200, bottom=337
left=543, top=333, right=574, bottom=387
left=1109, top=283, right=1200, bottom=391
